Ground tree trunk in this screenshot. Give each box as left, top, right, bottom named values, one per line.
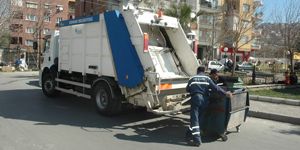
left=290, top=50, right=294, bottom=73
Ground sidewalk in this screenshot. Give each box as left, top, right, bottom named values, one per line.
left=245, top=83, right=300, bottom=125
left=249, top=99, right=300, bottom=125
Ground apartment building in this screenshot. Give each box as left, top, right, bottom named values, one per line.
left=8, top=0, right=75, bottom=67
left=75, top=0, right=120, bottom=18
left=195, top=0, right=221, bottom=60
left=218, top=0, right=263, bottom=62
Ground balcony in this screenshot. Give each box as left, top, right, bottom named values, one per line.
left=225, top=15, right=239, bottom=31
left=251, top=43, right=261, bottom=50
left=252, top=29, right=262, bottom=36
left=69, top=8, right=75, bottom=14
left=252, top=12, right=263, bottom=22
left=199, top=6, right=222, bottom=14
left=254, top=0, right=263, bottom=7
left=198, top=39, right=211, bottom=46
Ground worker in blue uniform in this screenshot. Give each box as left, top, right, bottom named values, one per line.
left=185, top=66, right=232, bottom=146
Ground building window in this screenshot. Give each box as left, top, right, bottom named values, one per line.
left=25, top=14, right=37, bottom=21
left=13, top=11, right=23, bottom=19
left=56, top=5, right=63, bottom=12
left=25, top=40, right=34, bottom=46
left=26, top=2, right=38, bottom=9
left=243, top=4, right=250, bottom=13
left=44, top=16, right=50, bottom=22
left=44, top=4, right=51, bottom=9
left=9, top=24, right=23, bottom=32
left=56, top=17, right=63, bottom=23
left=241, top=36, right=249, bottom=44
left=199, top=30, right=203, bottom=39
left=11, top=37, right=23, bottom=44
left=43, top=28, right=50, bottom=35
left=242, top=20, right=250, bottom=29
left=206, top=31, right=212, bottom=40
left=200, top=15, right=213, bottom=25
left=12, top=0, right=23, bottom=7
left=26, top=27, right=35, bottom=34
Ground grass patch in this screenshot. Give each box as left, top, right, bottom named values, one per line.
left=249, top=88, right=300, bottom=100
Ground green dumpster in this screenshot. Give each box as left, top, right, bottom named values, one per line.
left=200, top=76, right=249, bottom=141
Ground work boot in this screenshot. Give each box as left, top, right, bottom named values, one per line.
left=185, top=130, right=193, bottom=142
left=187, top=140, right=201, bottom=147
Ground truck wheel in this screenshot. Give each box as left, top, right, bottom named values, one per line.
left=92, top=81, right=122, bottom=116
left=42, top=73, right=58, bottom=97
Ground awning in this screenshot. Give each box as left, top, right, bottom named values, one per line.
left=294, top=52, right=300, bottom=60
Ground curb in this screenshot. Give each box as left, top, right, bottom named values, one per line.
left=250, top=95, right=300, bottom=106
left=248, top=110, right=300, bottom=125
left=246, top=84, right=300, bottom=91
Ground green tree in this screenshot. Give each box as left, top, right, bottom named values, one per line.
left=164, top=3, right=199, bottom=32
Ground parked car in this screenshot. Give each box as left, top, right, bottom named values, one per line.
left=236, top=62, right=254, bottom=71
left=294, top=62, right=300, bottom=71
left=0, top=62, right=8, bottom=70
left=208, top=61, right=224, bottom=71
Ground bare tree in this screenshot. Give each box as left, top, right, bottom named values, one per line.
left=221, top=0, right=263, bottom=75
left=0, top=0, right=15, bottom=38
left=271, top=0, right=300, bottom=73
left=22, top=0, right=64, bottom=69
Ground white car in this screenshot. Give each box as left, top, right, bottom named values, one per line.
left=208, top=61, right=224, bottom=71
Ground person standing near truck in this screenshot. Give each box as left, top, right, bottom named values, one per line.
left=209, top=69, right=219, bottom=83
left=185, top=66, right=232, bottom=146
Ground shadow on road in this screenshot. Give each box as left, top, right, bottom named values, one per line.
left=26, top=80, right=40, bottom=88
left=0, top=88, right=226, bottom=146
left=278, top=128, right=300, bottom=136
left=12, top=75, right=38, bottom=79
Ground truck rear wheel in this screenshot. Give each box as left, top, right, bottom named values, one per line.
left=92, top=80, right=122, bottom=116
left=42, top=73, right=58, bottom=97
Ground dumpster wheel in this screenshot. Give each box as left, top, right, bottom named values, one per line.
left=236, top=125, right=241, bottom=132
left=220, top=134, right=228, bottom=141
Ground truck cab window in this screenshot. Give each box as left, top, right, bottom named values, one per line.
left=43, top=35, right=51, bottom=52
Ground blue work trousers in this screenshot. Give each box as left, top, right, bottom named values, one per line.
left=187, top=94, right=208, bottom=143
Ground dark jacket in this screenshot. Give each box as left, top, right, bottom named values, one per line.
left=186, top=73, right=227, bottom=97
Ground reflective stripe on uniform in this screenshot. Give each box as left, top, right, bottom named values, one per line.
left=189, top=126, right=200, bottom=130
left=192, top=132, right=200, bottom=135
left=189, top=82, right=209, bottom=86
left=189, top=75, right=211, bottom=80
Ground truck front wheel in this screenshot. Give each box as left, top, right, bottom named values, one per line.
left=92, top=81, right=122, bottom=116
left=42, top=73, right=58, bottom=97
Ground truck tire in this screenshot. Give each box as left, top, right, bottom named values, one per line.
left=92, top=80, right=122, bottom=116
left=42, top=73, right=58, bottom=97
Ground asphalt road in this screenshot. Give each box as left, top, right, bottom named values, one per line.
left=0, top=72, right=299, bottom=150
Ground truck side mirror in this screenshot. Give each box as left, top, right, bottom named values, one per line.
left=33, top=41, right=38, bottom=50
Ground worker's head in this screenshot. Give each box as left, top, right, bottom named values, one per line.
left=197, top=66, right=205, bottom=74
left=209, top=69, right=219, bottom=81
left=210, top=69, right=218, bottom=75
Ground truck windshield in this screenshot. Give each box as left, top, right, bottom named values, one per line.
left=140, top=24, right=166, bottom=47
left=43, top=35, right=51, bottom=52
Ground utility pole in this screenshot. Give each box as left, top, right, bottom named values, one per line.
left=211, top=14, right=215, bottom=60
left=37, top=28, right=42, bottom=69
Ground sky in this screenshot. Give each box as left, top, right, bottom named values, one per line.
left=262, top=0, right=287, bottom=22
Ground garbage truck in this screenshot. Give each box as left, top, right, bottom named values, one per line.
left=39, top=8, right=199, bottom=115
